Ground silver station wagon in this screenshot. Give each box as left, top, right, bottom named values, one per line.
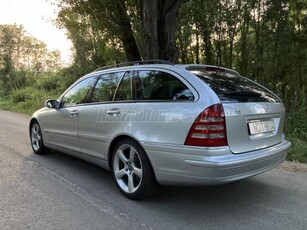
left=29, top=61, right=291, bottom=199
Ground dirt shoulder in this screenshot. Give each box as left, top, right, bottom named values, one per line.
left=278, top=161, right=307, bottom=173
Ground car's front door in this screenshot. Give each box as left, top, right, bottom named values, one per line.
left=46, top=76, right=96, bottom=153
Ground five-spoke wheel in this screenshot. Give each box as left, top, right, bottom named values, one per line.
left=112, top=139, right=157, bottom=200
left=113, top=144, right=143, bottom=193
left=30, top=121, right=47, bottom=154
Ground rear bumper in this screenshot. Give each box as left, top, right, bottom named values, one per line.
left=143, top=140, right=291, bottom=186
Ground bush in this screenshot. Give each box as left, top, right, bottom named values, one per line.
left=9, top=87, right=58, bottom=115
left=12, top=87, right=36, bottom=103
left=12, top=87, right=55, bottom=105
left=285, top=103, right=307, bottom=163
left=36, top=73, right=61, bottom=91
left=286, top=105, right=307, bottom=140
left=287, top=135, right=307, bottom=163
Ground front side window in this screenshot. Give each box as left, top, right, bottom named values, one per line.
left=136, top=70, right=194, bottom=101
left=61, top=77, right=95, bottom=107
left=90, top=72, right=124, bottom=103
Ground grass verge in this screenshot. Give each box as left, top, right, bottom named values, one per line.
left=0, top=99, right=37, bottom=116
left=0, top=91, right=58, bottom=116
left=286, top=135, right=307, bottom=163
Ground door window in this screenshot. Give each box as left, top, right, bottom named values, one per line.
left=61, top=77, right=96, bottom=107
left=114, top=72, right=133, bottom=101
left=136, top=70, right=194, bottom=101
left=90, top=72, right=124, bottom=102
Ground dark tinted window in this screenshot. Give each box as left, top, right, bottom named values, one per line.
left=190, top=70, right=280, bottom=103
left=136, top=70, right=194, bottom=101
left=90, top=72, right=124, bottom=102
left=61, top=77, right=95, bottom=107
left=114, top=72, right=133, bottom=101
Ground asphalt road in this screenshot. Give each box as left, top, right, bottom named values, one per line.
left=0, top=110, right=306, bottom=230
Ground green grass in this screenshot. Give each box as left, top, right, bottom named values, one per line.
left=0, top=100, right=13, bottom=111
left=285, top=105, right=307, bottom=163
left=0, top=98, right=40, bottom=115
left=286, top=135, right=307, bottom=163
left=0, top=89, right=59, bottom=115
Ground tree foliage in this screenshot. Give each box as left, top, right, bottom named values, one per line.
left=0, top=24, right=62, bottom=73
left=55, top=0, right=188, bottom=63
left=176, top=0, right=307, bottom=111
left=0, top=24, right=63, bottom=95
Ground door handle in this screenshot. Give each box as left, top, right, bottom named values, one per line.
left=70, top=110, right=79, bottom=117
left=107, top=109, right=120, bottom=116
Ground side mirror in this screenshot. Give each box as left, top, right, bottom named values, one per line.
left=45, top=99, right=58, bottom=109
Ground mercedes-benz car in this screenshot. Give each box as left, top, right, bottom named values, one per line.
left=29, top=61, right=291, bottom=200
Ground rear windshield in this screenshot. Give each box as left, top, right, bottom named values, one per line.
left=189, top=70, right=280, bottom=103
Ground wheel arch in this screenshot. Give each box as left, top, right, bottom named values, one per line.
left=107, top=135, right=154, bottom=174
left=108, top=134, right=159, bottom=199
left=29, top=118, right=38, bottom=135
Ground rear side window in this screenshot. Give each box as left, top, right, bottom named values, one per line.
left=135, top=70, right=194, bottom=101
left=190, top=70, right=280, bottom=103
left=90, top=72, right=124, bottom=102
left=114, top=72, right=133, bottom=101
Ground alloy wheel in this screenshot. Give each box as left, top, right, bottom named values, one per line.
left=31, top=123, right=42, bottom=152
left=113, top=144, right=143, bottom=193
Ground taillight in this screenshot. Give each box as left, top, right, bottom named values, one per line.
left=184, top=104, right=228, bottom=147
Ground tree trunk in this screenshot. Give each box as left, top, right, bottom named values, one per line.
left=115, top=0, right=141, bottom=61
left=143, top=0, right=159, bottom=60
left=203, top=29, right=213, bottom=64
left=229, top=38, right=233, bottom=69
left=156, top=0, right=189, bottom=63
left=177, top=27, right=187, bottom=63
left=240, top=4, right=250, bottom=76
left=141, top=0, right=188, bottom=62
left=195, top=23, right=200, bottom=64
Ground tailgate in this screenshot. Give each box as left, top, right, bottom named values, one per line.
left=223, top=102, right=285, bottom=154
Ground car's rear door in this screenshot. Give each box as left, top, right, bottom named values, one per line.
left=78, top=71, right=135, bottom=159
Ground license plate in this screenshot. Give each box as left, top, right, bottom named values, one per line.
left=248, top=120, right=275, bottom=135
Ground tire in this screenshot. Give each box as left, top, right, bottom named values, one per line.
left=111, top=139, right=157, bottom=200
left=30, top=121, right=48, bottom=154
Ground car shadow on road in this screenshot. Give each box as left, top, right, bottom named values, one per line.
left=24, top=150, right=297, bottom=229
left=29, top=149, right=277, bottom=205
left=136, top=177, right=282, bottom=229
left=26, top=149, right=116, bottom=192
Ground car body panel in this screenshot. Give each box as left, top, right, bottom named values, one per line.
left=142, top=139, right=290, bottom=185
left=78, top=102, right=135, bottom=159
left=223, top=102, right=285, bottom=154
left=44, top=107, right=80, bottom=153
left=122, top=101, right=200, bottom=144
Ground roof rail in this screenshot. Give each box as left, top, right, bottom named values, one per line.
left=94, top=59, right=174, bottom=72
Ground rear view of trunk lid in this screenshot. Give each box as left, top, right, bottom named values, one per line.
left=187, top=66, right=284, bottom=154
left=223, top=102, right=284, bottom=154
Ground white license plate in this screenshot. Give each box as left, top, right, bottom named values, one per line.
left=248, top=120, right=275, bottom=135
